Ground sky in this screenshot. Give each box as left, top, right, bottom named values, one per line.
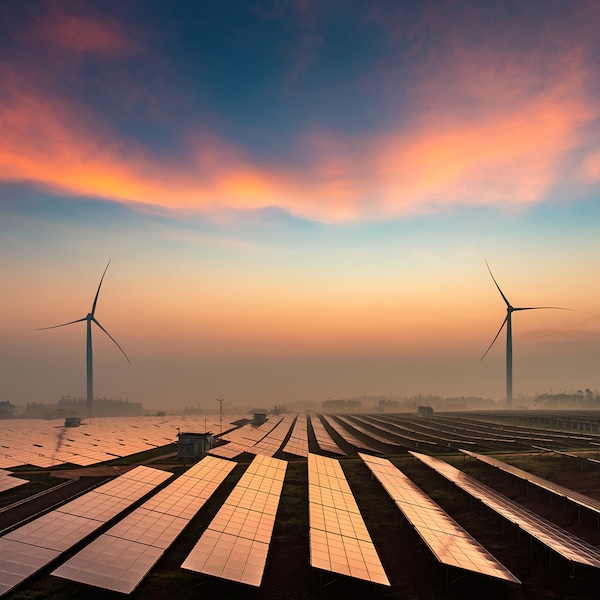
left=1, top=0, right=600, bottom=411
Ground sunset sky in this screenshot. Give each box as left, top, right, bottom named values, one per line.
left=2, top=0, right=600, bottom=410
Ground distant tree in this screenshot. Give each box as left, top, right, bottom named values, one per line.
left=0, top=401, right=16, bottom=419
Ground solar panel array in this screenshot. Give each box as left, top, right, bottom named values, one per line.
left=0, top=470, right=28, bottom=494
left=209, top=417, right=282, bottom=459
left=182, top=454, right=287, bottom=586
left=52, top=456, right=236, bottom=594
left=308, top=452, right=389, bottom=585
left=336, top=416, right=402, bottom=447
left=411, top=452, right=600, bottom=569
left=0, top=416, right=229, bottom=468
left=359, top=453, right=520, bottom=583
left=0, top=466, right=171, bottom=596
left=281, top=414, right=309, bottom=457
left=461, top=449, right=600, bottom=517
left=309, top=416, right=345, bottom=455
left=245, top=415, right=296, bottom=457
left=319, top=415, right=380, bottom=453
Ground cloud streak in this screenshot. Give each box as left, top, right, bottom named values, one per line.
left=1, top=1, right=599, bottom=223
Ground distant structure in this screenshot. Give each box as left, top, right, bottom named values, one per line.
left=64, top=417, right=81, bottom=427
left=37, top=261, right=131, bottom=421
left=480, top=261, right=568, bottom=409
left=253, top=412, right=266, bottom=425
left=417, top=406, right=433, bottom=417
left=177, top=432, right=215, bottom=461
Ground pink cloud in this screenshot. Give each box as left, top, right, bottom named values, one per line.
left=29, top=4, right=141, bottom=56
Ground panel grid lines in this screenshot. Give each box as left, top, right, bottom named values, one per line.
left=411, top=451, right=600, bottom=569
left=181, top=454, right=287, bottom=587
left=359, top=453, right=520, bottom=583
left=308, top=453, right=389, bottom=586
left=52, top=456, right=235, bottom=594
left=0, top=466, right=171, bottom=597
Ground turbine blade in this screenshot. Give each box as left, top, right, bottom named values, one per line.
left=92, top=318, right=132, bottom=364
left=485, top=259, right=511, bottom=307
left=36, top=317, right=87, bottom=330
left=512, top=306, right=572, bottom=312
left=480, top=316, right=508, bottom=361
left=91, top=260, right=111, bottom=316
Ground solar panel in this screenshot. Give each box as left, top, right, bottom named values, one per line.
left=209, top=418, right=283, bottom=459
left=309, top=415, right=345, bottom=455
left=411, top=451, right=600, bottom=569
left=182, top=454, right=287, bottom=587
left=281, top=414, right=309, bottom=457
left=246, top=415, right=295, bottom=457
left=52, top=456, right=235, bottom=594
left=319, top=415, right=380, bottom=453
left=0, top=466, right=171, bottom=596
left=308, top=452, right=389, bottom=585
left=0, top=471, right=28, bottom=493
left=335, top=416, right=402, bottom=447
left=461, top=449, right=600, bottom=516
left=359, top=453, right=520, bottom=583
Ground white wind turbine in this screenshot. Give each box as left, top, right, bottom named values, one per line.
left=37, top=261, right=131, bottom=419
left=480, top=261, right=568, bottom=409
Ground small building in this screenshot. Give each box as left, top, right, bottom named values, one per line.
left=177, top=432, right=215, bottom=461
left=417, top=406, right=434, bottom=417
left=64, top=417, right=81, bottom=427
left=253, top=412, right=266, bottom=425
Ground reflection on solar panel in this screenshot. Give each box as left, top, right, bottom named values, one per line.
left=0, top=470, right=28, bottom=493
left=359, top=453, right=520, bottom=583
left=209, top=418, right=282, bottom=459
left=182, top=454, right=287, bottom=587
left=0, top=416, right=233, bottom=468
left=310, top=416, right=345, bottom=455
left=52, top=456, right=235, bottom=594
left=308, top=453, right=389, bottom=585
left=281, top=415, right=308, bottom=457
left=411, top=452, right=600, bottom=569
left=246, top=415, right=295, bottom=457
left=461, top=449, right=600, bottom=516
left=319, top=415, right=380, bottom=453
left=0, top=466, right=171, bottom=596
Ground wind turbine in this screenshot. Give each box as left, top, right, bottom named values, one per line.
left=37, top=261, right=131, bottom=420
left=480, top=261, right=568, bottom=409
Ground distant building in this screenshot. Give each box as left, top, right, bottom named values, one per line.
left=64, top=417, right=81, bottom=427
left=417, top=406, right=434, bottom=417
left=177, top=432, right=214, bottom=461
left=253, top=412, right=266, bottom=425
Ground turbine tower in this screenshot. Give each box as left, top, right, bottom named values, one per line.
left=481, top=261, right=567, bottom=409
left=38, top=261, right=131, bottom=420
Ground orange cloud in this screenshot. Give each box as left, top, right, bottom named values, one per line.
left=1, top=5, right=599, bottom=223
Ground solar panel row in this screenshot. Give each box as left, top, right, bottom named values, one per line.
left=182, top=454, right=287, bottom=587
left=461, top=449, right=600, bottom=517
left=309, top=415, right=345, bottom=455
left=359, top=453, right=520, bottom=583
left=281, top=414, right=309, bottom=457
left=0, top=466, right=172, bottom=596
left=52, top=456, right=236, bottom=594
left=411, top=452, right=600, bottom=569
left=319, top=416, right=380, bottom=453
left=308, top=452, right=389, bottom=586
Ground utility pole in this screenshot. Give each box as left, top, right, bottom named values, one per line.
left=217, top=397, right=224, bottom=435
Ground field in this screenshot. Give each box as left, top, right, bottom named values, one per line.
left=3, top=412, right=600, bottom=599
